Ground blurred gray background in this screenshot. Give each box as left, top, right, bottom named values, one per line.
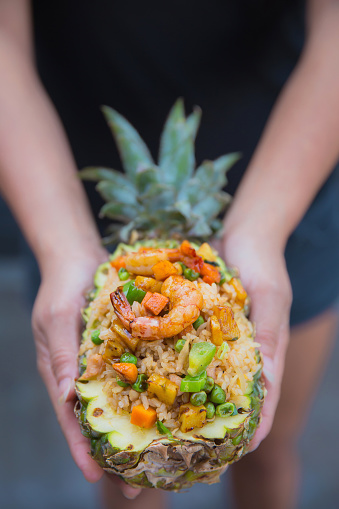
left=1, top=196, right=338, bottom=509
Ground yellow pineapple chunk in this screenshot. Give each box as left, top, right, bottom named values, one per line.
left=134, top=276, right=163, bottom=293
left=210, top=315, right=223, bottom=346
left=179, top=403, right=206, bottom=433
left=229, top=278, right=247, bottom=307
left=111, top=322, right=139, bottom=352
left=102, top=339, right=125, bottom=363
left=152, top=260, right=178, bottom=281
left=197, top=242, right=217, bottom=262
left=147, top=373, right=179, bottom=406
left=214, top=306, right=240, bottom=341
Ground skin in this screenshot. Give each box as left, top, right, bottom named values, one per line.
left=0, top=0, right=338, bottom=506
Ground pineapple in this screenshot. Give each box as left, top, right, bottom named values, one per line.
left=75, top=101, right=265, bottom=491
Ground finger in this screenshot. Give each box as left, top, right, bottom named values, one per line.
left=105, top=474, right=142, bottom=499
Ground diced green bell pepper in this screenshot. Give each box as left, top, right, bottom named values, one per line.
left=123, top=281, right=146, bottom=305
left=188, top=342, right=216, bottom=376
left=180, top=370, right=207, bottom=392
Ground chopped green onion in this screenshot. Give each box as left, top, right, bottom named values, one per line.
left=175, top=339, right=186, bottom=353
left=116, top=378, right=130, bottom=388
left=91, top=330, right=104, bottom=345
left=193, top=316, right=204, bottom=330
left=120, top=352, right=138, bottom=365
left=188, top=342, right=216, bottom=376
left=132, top=374, right=148, bottom=392
left=180, top=371, right=207, bottom=392
left=156, top=420, right=174, bottom=439
left=123, top=281, right=146, bottom=305
left=190, top=391, right=207, bottom=406
left=205, top=402, right=216, bottom=419
left=216, top=342, right=230, bottom=360
left=118, top=267, right=131, bottom=281
left=184, top=267, right=200, bottom=281
left=209, top=384, right=226, bottom=405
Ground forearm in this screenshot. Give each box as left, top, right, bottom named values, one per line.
left=225, top=1, right=339, bottom=248
left=0, top=32, right=102, bottom=274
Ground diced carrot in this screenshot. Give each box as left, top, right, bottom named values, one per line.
left=202, top=275, right=214, bottom=285
left=153, top=260, right=178, bottom=281
left=110, top=256, right=126, bottom=270
left=201, top=262, right=221, bottom=283
left=180, top=240, right=196, bottom=257
left=141, top=291, right=153, bottom=306
left=112, top=362, right=138, bottom=384
left=130, top=404, right=157, bottom=428
left=229, top=278, right=247, bottom=307
left=144, top=293, right=169, bottom=315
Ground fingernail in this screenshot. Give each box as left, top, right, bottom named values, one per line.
left=58, top=377, right=73, bottom=405
left=122, top=487, right=141, bottom=500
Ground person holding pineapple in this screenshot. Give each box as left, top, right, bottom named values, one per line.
left=0, top=1, right=339, bottom=508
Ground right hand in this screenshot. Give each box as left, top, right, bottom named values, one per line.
left=32, top=247, right=141, bottom=498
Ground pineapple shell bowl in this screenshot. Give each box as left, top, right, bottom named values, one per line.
left=75, top=102, right=265, bottom=491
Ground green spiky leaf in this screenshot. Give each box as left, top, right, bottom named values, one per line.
left=96, top=180, right=136, bottom=206
left=101, top=106, right=154, bottom=181
left=99, top=202, right=140, bottom=222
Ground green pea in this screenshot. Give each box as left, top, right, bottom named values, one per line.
left=205, top=402, right=216, bottom=419
left=190, top=391, right=207, bottom=406
left=91, top=330, right=104, bottom=345
left=209, top=384, right=226, bottom=405
left=203, top=376, right=215, bottom=393
left=132, top=374, right=148, bottom=393
left=193, top=316, right=204, bottom=330
left=215, top=402, right=237, bottom=417
left=118, top=267, right=131, bottom=281
left=175, top=339, right=186, bottom=353
left=120, top=352, right=138, bottom=365
left=178, top=262, right=187, bottom=271
left=117, top=379, right=130, bottom=388
left=184, top=267, right=200, bottom=281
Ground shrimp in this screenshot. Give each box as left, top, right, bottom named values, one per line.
left=110, top=275, right=203, bottom=340
left=124, top=249, right=171, bottom=276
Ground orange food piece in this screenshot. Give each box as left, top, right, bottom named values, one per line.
left=229, top=278, right=247, bottom=307
left=110, top=256, right=126, bottom=270
left=214, top=305, right=240, bottom=341
left=210, top=315, right=223, bottom=346
left=141, top=291, right=153, bottom=306
left=152, top=260, right=178, bottom=280
left=200, top=262, right=221, bottom=283
left=130, top=404, right=157, bottom=428
left=112, top=362, right=138, bottom=384
left=144, top=292, right=169, bottom=315
left=202, top=275, right=214, bottom=285
left=180, top=240, right=197, bottom=257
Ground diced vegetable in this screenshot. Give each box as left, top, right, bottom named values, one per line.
left=180, top=371, right=207, bottom=392
left=175, top=339, right=186, bottom=353
left=91, top=330, right=104, bottom=345
left=141, top=291, right=153, bottom=306
left=111, top=322, right=139, bottom=352
left=123, top=281, right=146, bottom=305
left=118, top=267, right=131, bottom=281
left=216, top=342, right=230, bottom=360
left=216, top=402, right=237, bottom=417
left=190, top=391, right=207, bottom=406
left=209, top=384, right=226, bottom=405
left=132, top=374, right=148, bottom=392
left=134, top=276, right=163, bottom=293
left=203, top=376, right=215, bottom=393
left=179, top=403, right=206, bottom=433
left=120, top=352, right=138, bottom=365
left=183, top=267, right=200, bottom=281
left=210, top=315, right=223, bottom=346
left=147, top=373, right=179, bottom=405
left=205, top=402, right=216, bottom=419
left=130, top=404, right=157, bottom=428
left=193, top=316, right=204, bottom=330
left=110, top=256, right=126, bottom=271
left=112, top=362, right=138, bottom=384
left=143, top=292, right=169, bottom=315
left=188, top=342, right=216, bottom=376
left=102, top=339, right=125, bottom=363
left=196, top=243, right=217, bottom=262
left=116, top=378, right=130, bottom=388
left=213, top=306, right=240, bottom=341
left=152, top=260, right=178, bottom=281
left=200, top=262, right=221, bottom=284
left=229, top=278, right=247, bottom=307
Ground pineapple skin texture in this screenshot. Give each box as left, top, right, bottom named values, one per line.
left=75, top=375, right=264, bottom=491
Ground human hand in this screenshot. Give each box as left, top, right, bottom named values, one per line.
left=32, top=246, right=141, bottom=498
left=217, top=226, right=292, bottom=450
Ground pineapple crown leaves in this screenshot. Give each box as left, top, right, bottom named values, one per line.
left=79, top=99, right=240, bottom=243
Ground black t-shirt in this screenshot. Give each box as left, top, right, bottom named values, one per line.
left=32, top=1, right=339, bottom=324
